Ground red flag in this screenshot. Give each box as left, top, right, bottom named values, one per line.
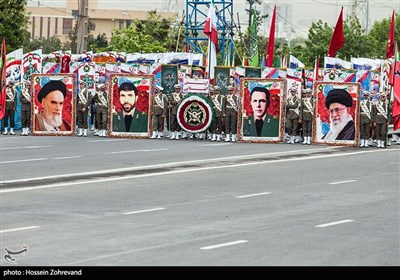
left=203, top=3, right=218, bottom=81
left=327, top=7, right=344, bottom=57
left=313, top=56, right=320, bottom=82
left=386, top=10, right=395, bottom=59
left=393, top=46, right=400, bottom=131
left=0, top=37, right=6, bottom=120
left=266, top=5, right=276, bottom=67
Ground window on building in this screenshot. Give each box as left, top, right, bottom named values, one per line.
left=119, top=20, right=123, bottom=30
left=55, top=18, right=58, bottom=35
left=32, top=17, right=36, bottom=38
left=89, top=21, right=95, bottom=31
left=47, top=17, right=51, bottom=38
left=63, top=18, right=73, bottom=35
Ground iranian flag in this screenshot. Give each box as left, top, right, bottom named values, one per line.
left=392, top=46, right=400, bottom=131
left=203, top=2, right=218, bottom=82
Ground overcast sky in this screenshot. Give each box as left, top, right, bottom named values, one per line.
left=27, top=0, right=398, bottom=38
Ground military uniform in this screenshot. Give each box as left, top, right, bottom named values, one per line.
left=372, top=93, right=392, bottom=148
left=167, top=84, right=182, bottom=140
left=299, top=89, right=314, bottom=144
left=3, top=82, right=17, bottom=135
left=76, top=83, right=92, bottom=137
left=92, top=84, right=108, bottom=137
left=210, top=86, right=225, bottom=141
left=359, top=91, right=373, bottom=147
left=150, top=86, right=168, bottom=139
left=222, top=86, right=239, bottom=142
left=20, top=83, right=32, bottom=136
left=112, top=110, right=148, bottom=133
left=285, top=89, right=300, bottom=144
left=242, top=114, right=279, bottom=137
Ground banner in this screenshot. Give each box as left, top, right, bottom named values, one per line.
left=161, top=64, right=178, bottom=95
left=245, top=67, right=261, bottom=78
left=214, top=66, right=231, bottom=95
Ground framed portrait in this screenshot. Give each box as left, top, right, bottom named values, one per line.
left=313, top=82, right=360, bottom=146
left=31, top=74, right=76, bottom=136
left=239, top=78, right=286, bottom=143
left=109, top=74, right=152, bottom=138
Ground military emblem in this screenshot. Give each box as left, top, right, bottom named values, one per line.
left=177, top=94, right=213, bottom=133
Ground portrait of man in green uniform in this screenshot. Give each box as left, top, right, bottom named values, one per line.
left=242, top=86, right=280, bottom=138
left=112, top=81, right=148, bottom=133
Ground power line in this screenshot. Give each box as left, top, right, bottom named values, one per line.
left=28, top=0, right=73, bottom=16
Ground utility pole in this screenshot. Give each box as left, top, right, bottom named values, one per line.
left=77, top=0, right=89, bottom=54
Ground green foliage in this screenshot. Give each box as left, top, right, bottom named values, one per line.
left=0, top=0, right=30, bottom=52
left=88, top=33, right=109, bottom=52
left=110, top=10, right=185, bottom=53
left=23, top=36, right=62, bottom=53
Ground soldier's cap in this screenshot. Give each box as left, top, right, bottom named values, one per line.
left=38, top=80, right=67, bottom=103
left=325, top=88, right=352, bottom=108
left=96, top=83, right=105, bottom=89
left=8, top=80, right=15, bottom=85
left=378, top=92, right=387, bottom=98
left=213, top=85, right=221, bottom=90
left=227, top=86, right=234, bottom=91
left=362, top=90, right=370, bottom=96
left=79, top=80, right=85, bottom=84
left=305, top=88, right=312, bottom=94
left=289, top=88, right=297, bottom=93
left=155, top=85, right=164, bottom=91
left=174, top=84, right=180, bottom=88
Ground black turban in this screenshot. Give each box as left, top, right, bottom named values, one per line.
left=38, top=80, right=67, bottom=102
left=325, top=88, right=352, bottom=108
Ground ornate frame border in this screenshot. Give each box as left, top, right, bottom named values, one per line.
left=313, top=81, right=360, bottom=147
left=108, top=73, right=153, bottom=139
left=238, top=78, right=286, bottom=143
left=30, top=73, right=76, bottom=136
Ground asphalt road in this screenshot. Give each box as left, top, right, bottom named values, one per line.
left=1, top=132, right=399, bottom=266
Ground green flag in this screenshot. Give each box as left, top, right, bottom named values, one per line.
left=248, top=9, right=259, bottom=67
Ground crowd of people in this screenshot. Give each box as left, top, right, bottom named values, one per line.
left=1, top=77, right=399, bottom=148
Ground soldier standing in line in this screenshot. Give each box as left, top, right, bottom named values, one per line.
left=92, top=83, right=108, bottom=137
left=76, top=81, right=92, bottom=137
left=150, top=85, right=167, bottom=139
left=222, top=85, right=239, bottom=142
left=285, top=88, right=300, bottom=144
left=168, top=84, right=182, bottom=140
left=299, top=88, right=314, bottom=145
left=210, top=85, right=224, bottom=141
left=19, top=81, right=32, bottom=136
left=3, top=81, right=17, bottom=135
left=372, top=92, right=392, bottom=148
left=359, top=90, right=373, bottom=147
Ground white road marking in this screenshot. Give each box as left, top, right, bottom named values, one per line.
left=236, top=192, right=271, bottom=198
left=329, top=180, right=357, bottom=185
left=2, top=148, right=398, bottom=193
left=103, top=148, right=167, bottom=155
left=315, top=220, right=354, bottom=228
left=53, top=156, right=83, bottom=160
left=199, top=143, right=233, bottom=147
left=89, top=139, right=127, bottom=143
left=1, top=146, right=340, bottom=184
left=0, top=158, right=48, bottom=164
left=200, top=240, right=249, bottom=250
left=0, top=145, right=54, bottom=151
left=0, top=226, right=40, bottom=233
left=122, top=207, right=166, bottom=215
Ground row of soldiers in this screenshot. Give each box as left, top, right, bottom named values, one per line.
left=1, top=80, right=397, bottom=148
left=149, top=84, right=240, bottom=142
left=284, top=88, right=395, bottom=148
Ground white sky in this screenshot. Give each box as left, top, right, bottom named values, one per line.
left=27, top=0, right=399, bottom=38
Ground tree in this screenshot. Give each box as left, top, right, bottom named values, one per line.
left=0, top=0, right=30, bottom=51
left=367, top=13, right=400, bottom=59
left=88, top=33, right=109, bottom=52
left=110, top=10, right=184, bottom=53
left=24, top=36, right=62, bottom=53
